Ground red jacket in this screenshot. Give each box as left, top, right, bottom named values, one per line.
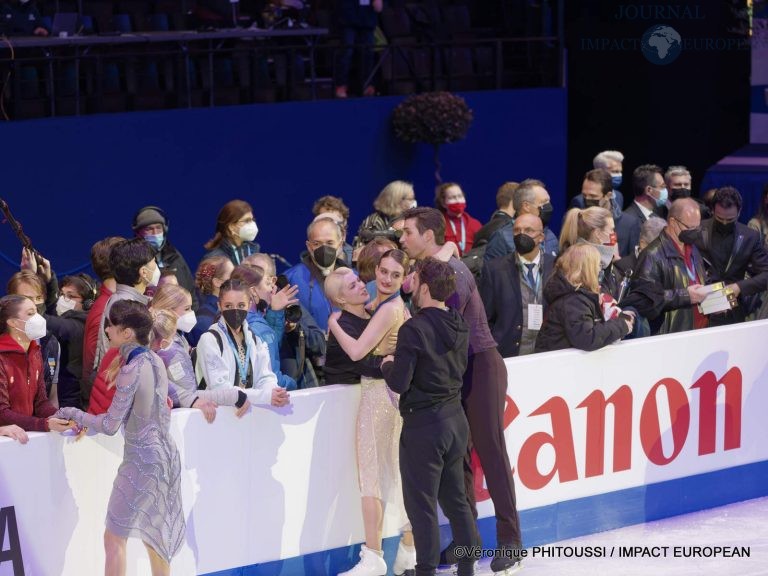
left=82, top=284, right=114, bottom=386
left=87, top=347, right=119, bottom=414
left=0, top=333, right=57, bottom=431
left=443, top=211, right=483, bottom=256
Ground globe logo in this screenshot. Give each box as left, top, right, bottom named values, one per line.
left=641, top=25, right=682, bottom=65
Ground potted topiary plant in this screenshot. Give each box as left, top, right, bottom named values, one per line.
left=391, top=91, right=474, bottom=184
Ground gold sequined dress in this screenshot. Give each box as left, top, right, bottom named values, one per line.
left=357, top=300, right=405, bottom=504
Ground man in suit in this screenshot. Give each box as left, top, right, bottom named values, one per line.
left=616, top=164, right=667, bottom=257
left=694, top=186, right=768, bottom=326
left=479, top=214, right=555, bottom=357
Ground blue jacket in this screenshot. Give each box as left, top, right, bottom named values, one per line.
left=484, top=221, right=559, bottom=262
left=247, top=310, right=297, bottom=390
left=188, top=293, right=218, bottom=348
left=284, top=252, right=345, bottom=332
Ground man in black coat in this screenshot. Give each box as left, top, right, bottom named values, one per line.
left=616, top=164, right=667, bottom=257
left=479, top=213, right=555, bottom=357
left=693, top=187, right=768, bottom=325
left=132, top=206, right=198, bottom=310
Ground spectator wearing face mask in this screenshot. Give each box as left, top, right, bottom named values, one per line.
left=0, top=295, right=71, bottom=433
left=570, top=169, right=623, bottom=222
left=284, top=216, right=348, bottom=333
left=535, top=244, right=634, bottom=353
left=188, top=256, right=234, bottom=347
left=690, top=187, right=768, bottom=326
left=132, top=206, right=198, bottom=311
left=6, top=270, right=60, bottom=405
left=484, top=179, right=559, bottom=262
left=592, top=150, right=626, bottom=212
left=633, top=198, right=711, bottom=335
left=615, top=164, right=667, bottom=258
left=203, top=199, right=261, bottom=267
left=435, top=182, right=483, bottom=257
left=355, top=181, right=417, bottom=251
left=312, top=195, right=354, bottom=267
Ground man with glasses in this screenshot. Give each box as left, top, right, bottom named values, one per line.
left=690, top=187, right=768, bottom=326
left=616, top=164, right=668, bottom=257
left=633, top=198, right=710, bottom=334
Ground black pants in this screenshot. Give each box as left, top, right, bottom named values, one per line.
left=400, top=404, right=476, bottom=576
left=462, top=347, right=522, bottom=546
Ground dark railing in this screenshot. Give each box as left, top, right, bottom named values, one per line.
left=0, top=28, right=564, bottom=120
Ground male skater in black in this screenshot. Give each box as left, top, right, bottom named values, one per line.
left=382, top=258, right=477, bottom=576
left=398, top=207, right=522, bottom=574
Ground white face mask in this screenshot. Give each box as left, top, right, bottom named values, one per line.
left=145, top=263, right=161, bottom=287
left=16, top=313, right=47, bottom=341
left=239, top=221, right=258, bottom=242
left=56, top=296, right=77, bottom=316
left=176, top=310, right=197, bottom=333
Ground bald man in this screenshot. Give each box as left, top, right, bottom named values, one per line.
left=633, top=198, right=710, bottom=334
left=479, top=214, right=556, bottom=357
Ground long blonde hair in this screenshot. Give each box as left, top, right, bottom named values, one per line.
left=559, top=206, right=612, bottom=252
left=556, top=244, right=601, bottom=294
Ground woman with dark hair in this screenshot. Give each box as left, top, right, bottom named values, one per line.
left=748, top=183, right=768, bottom=247
left=55, top=299, right=184, bottom=575
left=325, top=249, right=415, bottom=576
left=434, top=182, right=482, bottom=257
left=203, top=199, right=261, bottom=266
left=194, top=279, right=289, bottom=407
left=0, top=295, right=71, bottom=432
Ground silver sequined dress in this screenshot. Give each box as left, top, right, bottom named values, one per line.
left=56, top=344, right=185, bottom=562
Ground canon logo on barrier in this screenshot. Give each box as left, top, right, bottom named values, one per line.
left=472, top=367, right=742, bottom=498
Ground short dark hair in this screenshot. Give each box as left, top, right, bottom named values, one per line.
left=108, top=300, right=153, bottom=346
left=312, top=195, right=350, bottom=221
left=218, top=278, right=250, bottom=301
left=584, top=169, right=613, bottom=196
left=496, top=182, right=519, bottom=209
left=109, top=238, right=154, bottom=286
left=401, top=207, right=445, bottom=245
left=632, top=164, right=663, bottom=198
left=414, top=258, right=455, bottom=302
left=90, top=236, right=125, bottom=281
left=62, top=274, right=97, bottom=302
left=356, top=237, right=398, bottom=283
left=713, top=186, right=742, bottom=212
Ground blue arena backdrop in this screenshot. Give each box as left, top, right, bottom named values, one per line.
left=0, top=88, right=566, bottom=284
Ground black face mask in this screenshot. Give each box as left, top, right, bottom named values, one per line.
left=312, top=245, right=338, bottom=269
left=678, top=228, right=702, bottom=245
left=538, top=202, right=553, bottom=227
left=583, top=198, right=601, bottom=208
left=670, top=188, right=692, bottom=201
left=222, top=308, right=248, bottom=329
left=513, top=233, right=536, bottom=254
left=713, top=220, right=735, bottom=235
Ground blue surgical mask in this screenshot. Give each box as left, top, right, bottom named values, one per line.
left=655, top=187, right=668, bottom=207
left=144, top=233, right=164, bottom=250
left=611, top=173, right=622, bottom=189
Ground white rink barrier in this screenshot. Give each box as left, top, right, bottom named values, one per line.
left=2, top=320, right=768, bottom=575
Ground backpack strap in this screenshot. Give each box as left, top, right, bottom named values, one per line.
left=195, top=329, right=224, bottom=390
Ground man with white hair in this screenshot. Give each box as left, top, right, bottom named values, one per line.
left=593, top=150, right=626, bottom=211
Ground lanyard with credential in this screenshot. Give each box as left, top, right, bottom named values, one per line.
left=448, top=217, right=466, bottom=254
left=223, top=326, right=251, bottom=385
left=683, top=251, right=699, bottom=284
left=518, top=261, right=542, bottom=305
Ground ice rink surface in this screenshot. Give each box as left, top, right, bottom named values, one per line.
left=436, top=497, right=768, bottom=576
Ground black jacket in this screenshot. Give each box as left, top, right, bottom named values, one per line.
left=616, top=202, right=651, bottom=258
left=44, top=309, right=87, bottom=408
left=155, top=240, right=198, bottom=310
left=382, top=307, right=468, bottom=424
left=535, top=272, right=629, bottom=353
left=633, top=231, right=707, bottom=334
left=474, top=211, right=513, bottom=247
left=695, top=219, right=768, bottom=297
left=479, top=251, right=555, bottom=357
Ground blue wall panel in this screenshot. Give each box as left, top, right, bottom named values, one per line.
left=0, top=89, right=566, bottom=284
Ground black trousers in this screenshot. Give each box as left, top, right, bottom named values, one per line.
left=400, top=404, right=477, bottom=576
left=462, top=347, right=522, bottom=546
